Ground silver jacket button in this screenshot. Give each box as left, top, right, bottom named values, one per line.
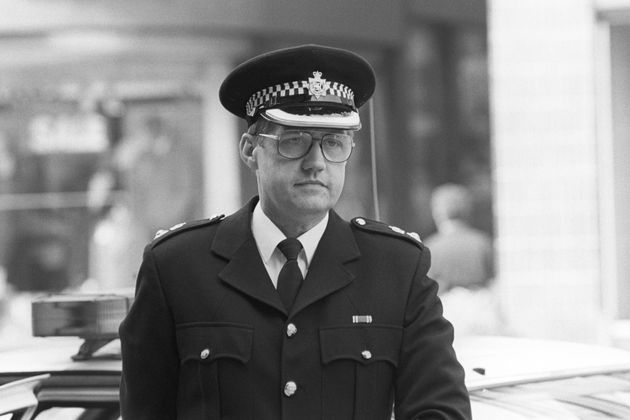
left=284, top=381, right=297, bottom=397
left=286, top=323, right=297, bottom=337
left=200, top=348, right=211, bottom=360
left=361, top=350, right=372, bottom=360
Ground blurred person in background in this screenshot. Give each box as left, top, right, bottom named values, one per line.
left=426, top=183, right=504, bottom=335
left=119, top=44, right=471, bottom=420
left=87, top=115, right=196, bottom=289
left=426, top=183, right=494, bottom=292
left=114, top=115, right=196, bottom=240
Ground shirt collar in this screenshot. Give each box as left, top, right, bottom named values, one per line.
left=251, top=202, right=328, bottom=266
left=298, top=211, right=329, bottom=266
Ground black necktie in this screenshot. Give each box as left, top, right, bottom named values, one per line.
left=277, top=238, right=303, bottom=311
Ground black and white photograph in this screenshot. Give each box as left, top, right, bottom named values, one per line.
left=0, top=1, right=629, bottom=419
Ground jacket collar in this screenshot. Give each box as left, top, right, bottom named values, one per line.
left=210, top=196, right=258, bottom=259
left=212, top=197, right=361, bottom=317
left=293, top=210, right=360, bottom=315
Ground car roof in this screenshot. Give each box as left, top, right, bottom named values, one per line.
left=0, top=337, right=121, bottom=377
left=455, top=335, right=630, bottom=391
left=4, top=334, right=630, bottom=392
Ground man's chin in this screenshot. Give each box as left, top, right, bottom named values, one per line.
left=291, top=195, right=334, bottom=215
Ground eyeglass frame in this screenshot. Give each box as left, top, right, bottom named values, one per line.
left=254, top=130, right=356, bottom=163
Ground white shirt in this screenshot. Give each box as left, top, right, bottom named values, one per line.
left=251, top=202, right=329, bottom=288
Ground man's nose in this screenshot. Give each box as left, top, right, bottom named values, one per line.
left=301, top=139, right=326, bottom=171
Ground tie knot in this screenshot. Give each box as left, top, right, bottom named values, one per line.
left=278, top=238, right=303, bottom=261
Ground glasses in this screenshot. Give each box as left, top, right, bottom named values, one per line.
left=256, top=130, right=355, bottom=163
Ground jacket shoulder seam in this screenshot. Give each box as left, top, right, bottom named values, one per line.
left=151, top=214, right=225, bottom=248
left=350, top=217, right=424, bottom=250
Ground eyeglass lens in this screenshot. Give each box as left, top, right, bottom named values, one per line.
left=277, top=131, right=353, bottom=162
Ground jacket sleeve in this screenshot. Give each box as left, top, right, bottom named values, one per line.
left=119, top=246, right=179, bottom=420
left=394, top=247, right=472, bottom=420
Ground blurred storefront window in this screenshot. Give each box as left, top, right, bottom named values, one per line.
left=0, top=93, right=204, bottom=294
left=1, top=98, right=107, bottom=292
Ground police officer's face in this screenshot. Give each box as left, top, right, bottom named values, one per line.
left=245, top=121, right=350, bottom=224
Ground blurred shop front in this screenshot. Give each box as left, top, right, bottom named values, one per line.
left=0, top=68, right=207, bottom=293
left=0, top=1, right=490, bottom=299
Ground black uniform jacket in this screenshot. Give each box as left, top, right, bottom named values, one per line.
left=119, top=198, right=472, bottom=420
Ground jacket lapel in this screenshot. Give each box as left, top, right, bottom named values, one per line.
left=291, top=211, right=361, bottom=316
left=212, top=198, right=287, bottom=315
left=211, top=199, right=361, bottom=318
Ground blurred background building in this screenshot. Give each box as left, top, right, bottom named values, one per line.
left=0, top=0, right=627, bottom=349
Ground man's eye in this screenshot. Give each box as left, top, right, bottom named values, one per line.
left=282, top=133, right=306, bottom=144
left=323, top=138, right=342, bottom=148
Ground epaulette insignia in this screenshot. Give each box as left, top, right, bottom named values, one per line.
left=351, top=217, right=423, bottom=248
left=151, top=214, right=225, bottom=247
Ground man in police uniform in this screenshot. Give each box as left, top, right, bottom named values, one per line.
left=119, top=44, right=472, bottom=420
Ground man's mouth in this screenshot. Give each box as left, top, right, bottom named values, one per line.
left=296, top=180, right=326, bottom=188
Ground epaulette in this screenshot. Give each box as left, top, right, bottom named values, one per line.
left=151, top=214, right=225, bottom=248
left=351, top=217, right=423, bottom=249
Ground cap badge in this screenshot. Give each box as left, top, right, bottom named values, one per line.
left=308, top=71, right=330, bottom=98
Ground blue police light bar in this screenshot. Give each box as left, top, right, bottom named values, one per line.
left=31, top=293, right=133, bottom=360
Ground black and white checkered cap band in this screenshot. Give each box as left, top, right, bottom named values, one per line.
left=246, top=80, right=355, bottom=117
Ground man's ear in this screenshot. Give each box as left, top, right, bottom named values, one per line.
left=239, top=133, right=258, bottom=170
